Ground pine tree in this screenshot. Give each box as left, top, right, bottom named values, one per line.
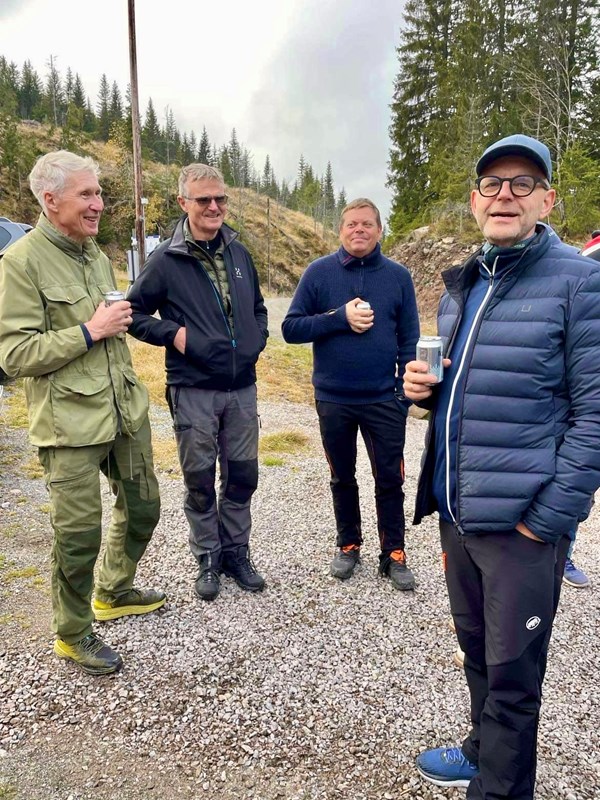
left=228, top=128, right=242, bottom=185
left=19, top=60, right=42, bottom=119
left=43, top=56, right=64, bottom=127
left=109, top=81, right=123, bottom=126
left=72, top=73, right=86, bottom=109
left=0, top=57, right=19, bottom=117
left=198, top=126, right=211, bottom=163
left=142, top=98, right=161, bottom=159
left=96, top=73, right=110, bottom=140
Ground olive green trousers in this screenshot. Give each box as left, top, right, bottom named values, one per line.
left=38, top=418, right=160, bottom=643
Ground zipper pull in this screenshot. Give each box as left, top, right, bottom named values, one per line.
left=232, top=339, right=237, bottom=348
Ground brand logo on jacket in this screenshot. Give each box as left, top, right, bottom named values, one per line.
left=526, top=616, right=541, bottom=630
left=234, top=266, right=243, bottom=279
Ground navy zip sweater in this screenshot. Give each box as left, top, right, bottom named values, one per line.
left=282, top=244, right=419, bottom=404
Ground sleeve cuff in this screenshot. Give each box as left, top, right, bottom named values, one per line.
left=80, top=324, right=94, bottom=350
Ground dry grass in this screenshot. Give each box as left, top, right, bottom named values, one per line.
left=1, top=383, right=29, bottom=428
left=150, top=437, right=181, bottom=477
left=128, top=334, right=314, bottom=408
left=259, top=430, right=310, bottom=454
left=127, top=338, right=169, bottom=407
left=256, top=339, right=313, bottom=405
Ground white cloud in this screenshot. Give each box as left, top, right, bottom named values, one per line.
left=1, top=0, right=403, bottom=220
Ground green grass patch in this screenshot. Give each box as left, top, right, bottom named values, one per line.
left=0, top=784, right=17, bottom=800
left=5, top=565, right=39, bottom=580
left=23, top=456, right=44, bottom=479
left=262, top=456, right=285, bottom=467
left=259, top=430, right=309, bottom=455
left=2, top=381, right=29, bottom=428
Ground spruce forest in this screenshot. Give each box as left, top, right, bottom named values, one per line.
left=387, top=0, right=600, bottom=241
left=0, top=58, right=346, bottom=252
left=1, top=0, right=599, bottom=255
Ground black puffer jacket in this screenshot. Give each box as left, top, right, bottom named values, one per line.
left=128, top=218, right=268, bottom=390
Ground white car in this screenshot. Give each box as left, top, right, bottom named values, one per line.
left=0, top=216, right=32, bottom=257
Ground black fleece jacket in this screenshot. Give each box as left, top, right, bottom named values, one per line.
left=127, top=218, right=268, bottom=390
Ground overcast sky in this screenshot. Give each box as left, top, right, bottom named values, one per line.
left=1, top=0, right=403, bottom=222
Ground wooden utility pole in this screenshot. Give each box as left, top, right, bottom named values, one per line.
left=267, top=197, right=271, bottom=294
left=127, top=0, right=145, bottom=267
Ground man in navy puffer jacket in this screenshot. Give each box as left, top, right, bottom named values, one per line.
left=283, top=198, right=419, bottom=590
left=404, top=135, right=600, bottom=799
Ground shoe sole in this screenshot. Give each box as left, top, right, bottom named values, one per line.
left=194, top=587, right=220, bottom=602
left=379, top=572, right=415, bottom=591
left=416, top=766, right=472, bottom=789
left=562, top=576, right=590, bottom=588
left=53, top=641, right=123, bottom=675
left=453, top=650, right=465, bottom=669
left=92, top=597, right=166, bottom=621
left=330, top=568, right=356, bottom=580
left=222, top=570, right=265, bottom=592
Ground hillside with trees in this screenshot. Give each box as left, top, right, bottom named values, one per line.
left=0, top=53, right=347, bottom=289
left=387, top=0, right=600, bottom=242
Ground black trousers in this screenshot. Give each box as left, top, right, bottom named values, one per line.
left=316, top=399, right=407, bottom=553
left=440, top=521, right=570, bottom=800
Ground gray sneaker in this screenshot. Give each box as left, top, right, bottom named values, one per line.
left=379, top=551, right=415, bottom=591
left=330, top=546, right=360, bottom=580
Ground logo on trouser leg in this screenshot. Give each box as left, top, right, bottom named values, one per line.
left=526, top=616, right=541, bottom=630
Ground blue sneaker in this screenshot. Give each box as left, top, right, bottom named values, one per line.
left=563, top=558, right=590, bottom=588
left=416, top=746, right=479, bottom=788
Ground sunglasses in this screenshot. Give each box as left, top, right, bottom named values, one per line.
left=183, top=194, right=229, bottom=207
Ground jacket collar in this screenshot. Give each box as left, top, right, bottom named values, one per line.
left=442, top=223, right=554, bottom=296
left=168, top=215, right=239, bottom=256
left=37, top=213, right=99, bottom=263
left=336, top=242, right=383, bottom=270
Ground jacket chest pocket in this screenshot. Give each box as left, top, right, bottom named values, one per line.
left=41, top=284, right=95, bottom=330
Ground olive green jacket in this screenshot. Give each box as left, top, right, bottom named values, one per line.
left=0, top=214, right=149, bottom=447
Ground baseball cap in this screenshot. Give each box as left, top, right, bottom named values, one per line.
left=476, top=134, right=552, bottom=182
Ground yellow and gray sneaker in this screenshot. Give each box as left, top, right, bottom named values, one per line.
left=54, top=633, right=123, bottom=675
left=92, top=588, right=166, bottom=621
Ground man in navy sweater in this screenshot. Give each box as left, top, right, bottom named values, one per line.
left=282, top=198, right=420, bottom=589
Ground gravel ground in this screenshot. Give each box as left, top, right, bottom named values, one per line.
left=0, top=393, right=599, bottom=800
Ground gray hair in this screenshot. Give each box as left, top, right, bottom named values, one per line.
left=178, top=163, right=224, bottom=197
left=340, top=198, right=382, bottom=229
left=29, top=150, right=100, bottom=211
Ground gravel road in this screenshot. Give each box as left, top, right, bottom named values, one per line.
left=0, top=389, right=598, bottom=800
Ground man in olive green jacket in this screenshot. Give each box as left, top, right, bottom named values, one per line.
left=0, top=150, right=164, bottom=675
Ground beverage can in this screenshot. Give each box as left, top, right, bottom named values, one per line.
left=416, top=335, right=444, bottom=383
left=104, top=290, right=126, bottom=307
left=357, top=301, right=371, bottom=310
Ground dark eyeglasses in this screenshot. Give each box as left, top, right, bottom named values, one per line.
left=475, top=175, right=550, bottom=197
left=183, top=194, right=229, bottom=207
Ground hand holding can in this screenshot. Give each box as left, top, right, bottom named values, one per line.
left=416, top=336, right=444, bottom=383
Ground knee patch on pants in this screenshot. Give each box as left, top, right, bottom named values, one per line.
left=186, top=468, right=217, bottom=512
left=224, top=459, right=258, bottom=504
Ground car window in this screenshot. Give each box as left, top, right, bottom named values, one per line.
left=0, top=226, right=11, bottom=251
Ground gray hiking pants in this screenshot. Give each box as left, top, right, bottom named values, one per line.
left=168, top=384, right=259, bottom=561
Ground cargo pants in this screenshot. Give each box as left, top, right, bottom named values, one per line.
left=168, top=384, right=259, bottom=563
left=38, top=417, right=160, bottom=643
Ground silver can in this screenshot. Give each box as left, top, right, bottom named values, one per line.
left=104, top=290, right=125, bottom=307
left=357, top=301, right=371, bottom=310
left=416, top=335, right=444, bottom=383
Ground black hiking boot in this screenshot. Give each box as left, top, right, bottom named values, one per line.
left=222, top=546, right=265, bottom=592
left=195, top=553, right=221, bottom=601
